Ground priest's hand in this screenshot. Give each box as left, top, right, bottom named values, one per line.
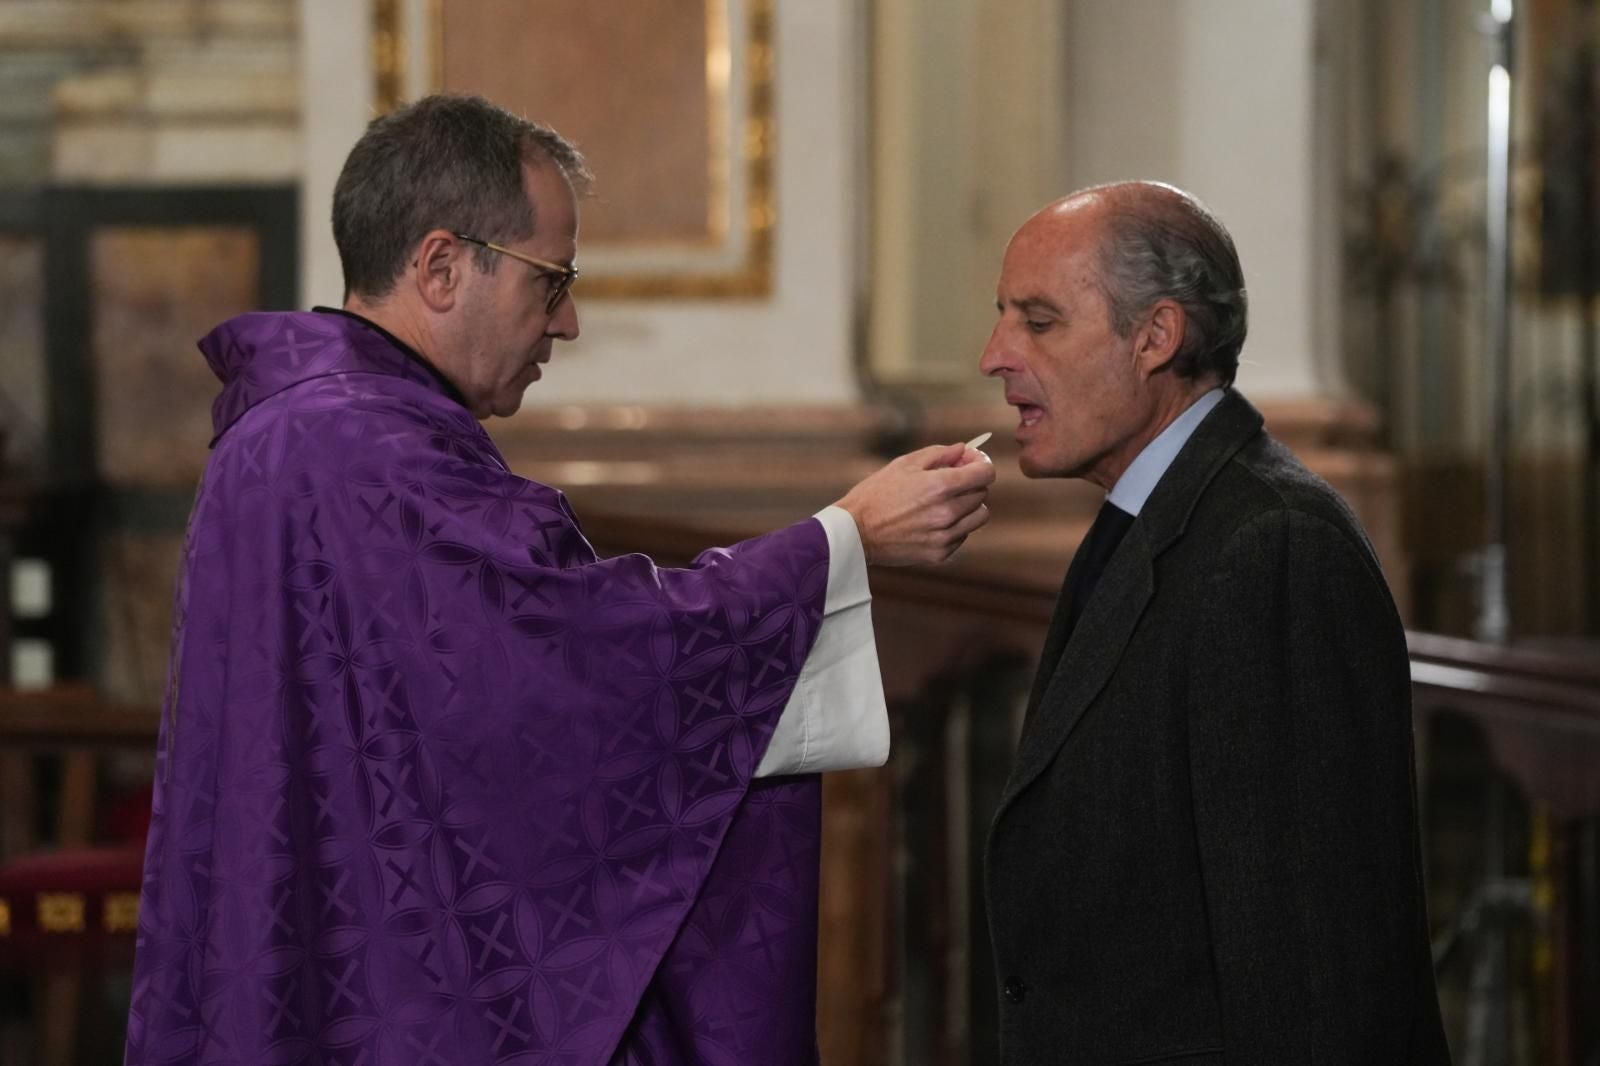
left=834, top=443, right=994, bottom=565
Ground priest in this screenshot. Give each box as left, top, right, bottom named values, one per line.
left=124, top=94, right=993, bottom=1065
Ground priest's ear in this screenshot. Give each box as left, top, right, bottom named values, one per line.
left=412, top=230, right=465, bottom=311
left=1132, top=299, right=1186, bottom=379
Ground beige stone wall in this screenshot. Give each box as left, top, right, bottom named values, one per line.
left=0, top=0, right=299, bottom=185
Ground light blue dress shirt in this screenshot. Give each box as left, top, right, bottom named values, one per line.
left=1106, top=388, right=1226, bottom=517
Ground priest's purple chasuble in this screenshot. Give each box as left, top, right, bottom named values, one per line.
left=125, top=311, right=830, bottom=1065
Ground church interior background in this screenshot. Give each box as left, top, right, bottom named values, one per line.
left=0, top=0, right=1596, bottom=1062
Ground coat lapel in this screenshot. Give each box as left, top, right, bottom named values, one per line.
left=1001, top=524, right=1154, bottom=811
left=994, top=389, right=1268, bottom=819
left=1021, top=540, right=1097, bottom=721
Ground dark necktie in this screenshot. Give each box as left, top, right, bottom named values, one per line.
left=1060, top=500, right=1135, bottom=641
left=1022, top=499, right=1137, bottom=724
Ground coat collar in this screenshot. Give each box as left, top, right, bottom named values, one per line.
left=1133, top=387, right=1264, bottom=556
left=995, top=388, right=1266, bottom=818
left=199, top=309, right=470, bottom=446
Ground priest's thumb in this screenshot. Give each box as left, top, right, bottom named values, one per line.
left=920, top=442, right=970, bottom=470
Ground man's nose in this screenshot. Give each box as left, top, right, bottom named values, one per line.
left=550, top=295, right=580, bottom=340
left=978, top=326, right=1011, bottom=377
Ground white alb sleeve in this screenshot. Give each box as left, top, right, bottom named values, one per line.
left=754, top=506, right=889, bottom=776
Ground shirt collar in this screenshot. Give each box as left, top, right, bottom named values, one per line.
left=1106, top=387, right=1226, bottom=516
left=312, top=305, right=467, bottom=409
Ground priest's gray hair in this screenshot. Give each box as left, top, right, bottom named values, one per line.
left=333, top=94, right=593, bottom=300
left=1088, top=182, right=1248, bottom=387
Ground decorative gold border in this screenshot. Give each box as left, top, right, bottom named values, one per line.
left=38, top=892, right=86, bottom=933
left=106, top=891, right=141, bottom=933
left=372, top=0, right=405, bottom=115
left=703, top=0, right=733, bottom=249
left=373, top=0, right=774, bottom=299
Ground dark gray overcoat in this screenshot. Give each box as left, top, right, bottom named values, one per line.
left=984, top=390, right=1452, bottom=1065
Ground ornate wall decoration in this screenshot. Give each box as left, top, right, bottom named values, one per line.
left=374, top=0, right=774, bottom=299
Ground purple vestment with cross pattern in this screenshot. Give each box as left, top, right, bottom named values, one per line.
left=124, top=310, right=829, bottom=1065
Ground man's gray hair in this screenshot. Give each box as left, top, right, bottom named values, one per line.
left=333, top=94, right=593, bottom=300
left=1091, top=184, right=1248, bottom=386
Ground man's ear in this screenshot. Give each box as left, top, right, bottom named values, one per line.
left=1133, top=299, right=1186, bottom=378
left=413, top=230, right=465, bottom=312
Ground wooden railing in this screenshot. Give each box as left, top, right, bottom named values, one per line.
left=580, top=513, right=1600, bottom=1066
left=0, top=684, right=159, bottom=859
left=1406, top=632, right=1600, bottom=1066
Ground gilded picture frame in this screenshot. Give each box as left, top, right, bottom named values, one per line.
left=372, top=0, right=774, bottom=299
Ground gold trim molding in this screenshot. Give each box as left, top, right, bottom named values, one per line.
left=372, top=0, right=774, bottom=300
left=38, top=892, right=86, bottom=933
left=372, top=0, right=405, bottom=118
left=106, top=891, right=141, bottom=932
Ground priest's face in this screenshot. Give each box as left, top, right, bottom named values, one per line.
left=455, top=162, right=581, bottom=418
left=979, top=197, right=1157, bottom=490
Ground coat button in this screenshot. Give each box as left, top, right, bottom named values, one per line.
left=1002, top=977, right=1027, bottom=1004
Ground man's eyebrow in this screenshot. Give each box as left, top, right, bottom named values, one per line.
left=999, top=296, right=1064, bottom=316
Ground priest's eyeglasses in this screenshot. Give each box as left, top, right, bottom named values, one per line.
left=453, top=232, right=579, bottom=314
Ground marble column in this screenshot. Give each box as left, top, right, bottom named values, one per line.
left=1063, top=0, right=1345, bottom=400
left=298, top=0, right=373, bottom=309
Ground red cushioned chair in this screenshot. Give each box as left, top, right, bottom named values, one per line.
left=0, top=685, right=158, bottom=1066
